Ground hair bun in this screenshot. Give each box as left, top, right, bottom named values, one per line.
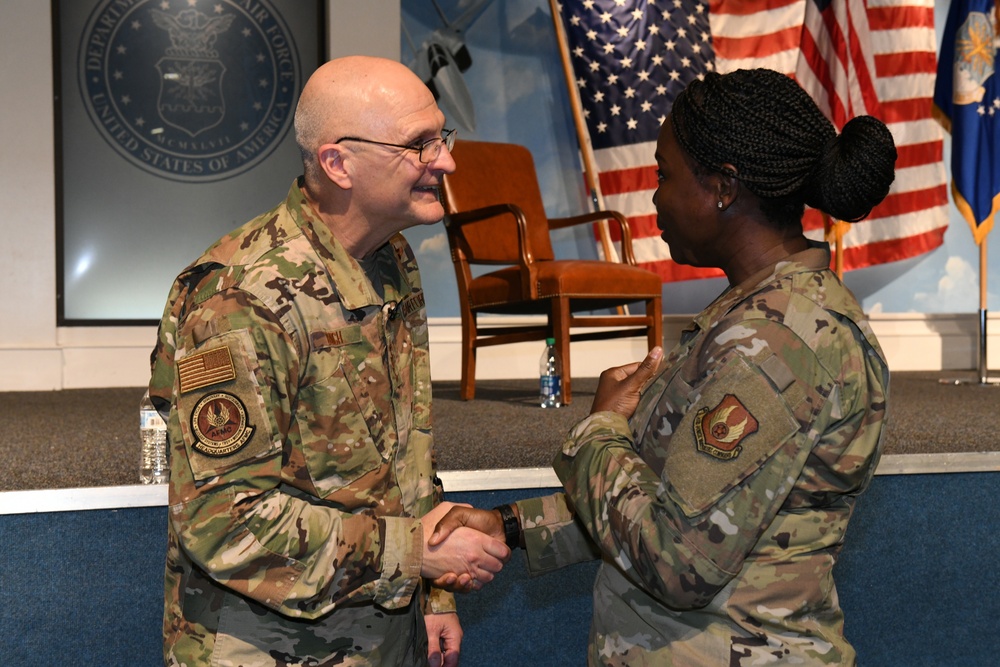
left=806, top=115, right=897, bottom=222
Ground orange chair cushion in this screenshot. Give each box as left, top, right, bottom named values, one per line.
left=467, top=260, right=661, bottom=312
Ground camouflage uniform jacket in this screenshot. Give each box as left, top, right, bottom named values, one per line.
left=149, top=180, right=453, bottom=666
left=517, top=243, right=889, bottom=666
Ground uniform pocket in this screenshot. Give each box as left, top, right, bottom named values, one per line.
left=295, top=328, right=385, bottom=498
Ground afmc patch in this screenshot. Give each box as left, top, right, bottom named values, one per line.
left=191, top=392, right=255, bottom=457
left=694, top=394, right=759, bottom=460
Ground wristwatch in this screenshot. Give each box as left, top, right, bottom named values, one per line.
left=494, top=503, right=520, bottom=549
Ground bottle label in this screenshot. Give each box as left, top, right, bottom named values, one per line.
left=540, top=375, right=561, bottom=396
left=140, top=409, right=165, bottom=429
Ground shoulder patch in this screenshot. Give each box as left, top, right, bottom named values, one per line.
left=694, top=394, right=759, bottom=460
left=190, top=392, right=255, bottom=457
left=178, top=345, right=236, bottom=394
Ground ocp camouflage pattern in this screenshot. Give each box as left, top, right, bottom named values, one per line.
left=517, top=243, right=889, bottom=666
left=149, top=179, right=452, bottom=666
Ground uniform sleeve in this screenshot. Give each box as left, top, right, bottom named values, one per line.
left=515, top=492, right=602, bottom=575
left=553, top=323, right=826, bottom=610
left=159, top=288, right=423, bottom=620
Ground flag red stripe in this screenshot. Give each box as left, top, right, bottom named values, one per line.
left=803, top=209, right=825, bottom=232
left=870, top=183, right=949, bottom=219
left=707, top=0, right=801, bottom=17
left=711, top=25, right=801, bottom=60
left=838, top=227, right=947, bottom=267
left=598, top=166, right=657, bottom=197
left=867, top=5, right=935, bottom=31
left=879, top=97, right=935, bottom=124
left=625, top=213, right=659, bottom=239
left=896, top=140, right=943, bottom=169
left=874, top=51, right=937, bottom=76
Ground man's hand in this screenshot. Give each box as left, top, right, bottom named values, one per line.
left=421, top=502, right=509, bottom=591
left=425, top=612, right=462, bottom=667
left=590, top=346, right=663, bottom=418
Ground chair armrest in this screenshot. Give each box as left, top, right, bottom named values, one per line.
left=445, top=203, right=536, bottom=265
left=548, top=210, right=638, bottom=265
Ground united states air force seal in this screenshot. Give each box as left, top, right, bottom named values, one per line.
left=78, top=0, right=299, bottom=183
left=191, top=392, right=255, bottom=457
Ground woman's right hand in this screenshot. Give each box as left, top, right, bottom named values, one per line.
left=590, top=347, right=663, bottom=418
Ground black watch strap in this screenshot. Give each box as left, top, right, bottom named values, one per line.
left=494, top=503, right=520, bottom=549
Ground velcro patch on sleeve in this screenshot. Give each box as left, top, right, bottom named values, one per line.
left=663, top=353, right=800, bottom=517
left=176, top=330, right=277, bottom=480
left=178, top=345, right=236, bottom=394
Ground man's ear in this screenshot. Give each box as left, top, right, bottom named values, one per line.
left=318, top=144, right=352, bottom=189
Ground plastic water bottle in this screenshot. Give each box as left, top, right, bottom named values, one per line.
left=539, top=337, right=562, bottom=408
left=139, top=390, right=169, bottom=484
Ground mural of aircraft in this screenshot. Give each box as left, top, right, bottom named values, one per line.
left=403, top=0, right=493, bottom=131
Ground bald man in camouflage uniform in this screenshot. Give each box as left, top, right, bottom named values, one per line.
left=149, top=56, right=508, bottom=667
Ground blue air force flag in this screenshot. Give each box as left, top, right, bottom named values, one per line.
left=933, top=0, right=1000, bottom=245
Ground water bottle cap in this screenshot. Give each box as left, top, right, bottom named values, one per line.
left=545, top=337, right=555, bottom=345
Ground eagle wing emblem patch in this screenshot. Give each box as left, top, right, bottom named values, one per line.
left=694, top=394, right=759, bottom=460
left=191, top=392, right=254, bottom=457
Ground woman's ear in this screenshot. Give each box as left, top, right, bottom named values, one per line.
left=716, top=163, right=740, bottom=211
left=318, top=144, right=352, bottom=190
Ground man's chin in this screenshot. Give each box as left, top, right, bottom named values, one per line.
left=414, top=201, right=445, bottom=225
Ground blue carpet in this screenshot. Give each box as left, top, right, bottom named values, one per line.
left=2, top=473, right=997, bottom=665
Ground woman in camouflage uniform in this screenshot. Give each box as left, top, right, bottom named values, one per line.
left=435, top=68, right=896, bottom=666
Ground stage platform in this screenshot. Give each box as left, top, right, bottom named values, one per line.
left=1, top=374, right=998, bottom=665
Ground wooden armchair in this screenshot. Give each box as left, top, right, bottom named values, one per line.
left=440, top=139, right=663, bottom=403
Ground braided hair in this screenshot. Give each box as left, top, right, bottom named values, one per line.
left=670, top=69, right=897, bottom=228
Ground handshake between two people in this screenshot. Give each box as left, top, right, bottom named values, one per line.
left=420, top=501, right=510, bottom=594
left=419, top=345, right=664, bottom=594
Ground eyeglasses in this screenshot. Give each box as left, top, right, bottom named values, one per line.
left=335, top=128, right=457, bottom=164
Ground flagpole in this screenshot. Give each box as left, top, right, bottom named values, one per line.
left=942, top=237, right=998, bottom=386
left=547, top=0, right=619, bottom=263
left=835, top=228, right=844, bottom=279
left=976, top=241, right=993, bottom=384
left=823, top=212, right=846, bottom=279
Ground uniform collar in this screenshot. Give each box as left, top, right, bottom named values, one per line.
left=692, top=240, right=832, bottom=332
left=285, top=179, right=406, bottom=312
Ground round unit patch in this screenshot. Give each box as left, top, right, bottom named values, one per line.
left=191, top=392, right=255, bottom=457
left=78, top=0, right=300, bottom=182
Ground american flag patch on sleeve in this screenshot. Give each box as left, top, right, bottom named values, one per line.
left=178, top=345, right=236, bottom=394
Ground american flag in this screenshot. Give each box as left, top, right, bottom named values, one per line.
left=554, top=0, right=948, bottom=281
